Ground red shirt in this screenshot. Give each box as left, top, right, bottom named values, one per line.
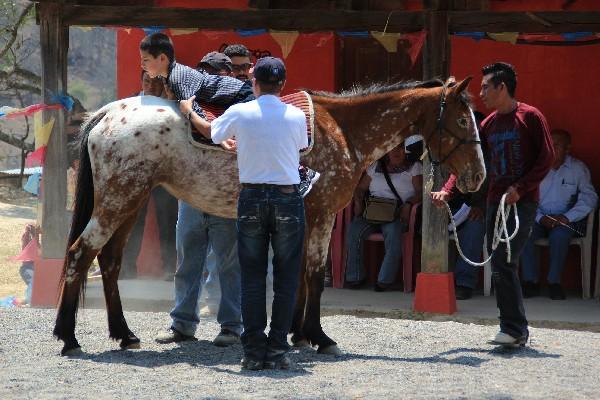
left=443, top=102, right=554, bottom=203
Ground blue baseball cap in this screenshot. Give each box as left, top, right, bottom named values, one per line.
left=253, top=56, right=286, bottom=83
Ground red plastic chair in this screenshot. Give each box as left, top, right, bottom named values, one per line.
left=329, top=201, right=422, bottom=291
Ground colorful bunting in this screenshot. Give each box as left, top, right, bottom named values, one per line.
left=454, top=32, right=486, bottom=41
left=269, top=31, right=299, bottom=58
left=236, top=29, right=267, bottom=37
left=0, top=104, right=62, bottom=119
left=487, top=32, right=519, bottom=45
left=560, top=32, right=594, bottom=41
left=371, top=31, right=402, bottom=53
left=403, top=31, right=427, bottom=66
left=33, top=113, right=54, bottom=149
left=9, top=239, right=39, bottom=262
left=170, top=28, right=199, bottom=36
left=142, top=26, right=166, bottom=36
left=50, top=94, right=74, bottom=112
left=337, top=31, right=370, bottom=38
left=26, top=146, right=47, bottom=167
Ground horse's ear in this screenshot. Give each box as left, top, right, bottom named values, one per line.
left=451, top=76, right=473, bottom=95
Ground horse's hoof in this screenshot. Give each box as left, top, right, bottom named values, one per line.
left=61, top=346, right=83, bottom=357
left=293, top=339, right=311, bottom=348
left=121, top=341, right=141, bottom=350
left=317, top=344, right=342, bottom=355
left=120, top=335, right=141, bottom=350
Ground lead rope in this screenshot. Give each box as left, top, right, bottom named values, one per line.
left=443, top=193, right=519, bottom=267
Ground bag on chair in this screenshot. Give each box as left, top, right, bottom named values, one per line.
left=362, top=161, right=403, bottom=223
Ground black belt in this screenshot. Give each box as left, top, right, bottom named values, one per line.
left=241, top=183, right=297, bottom=190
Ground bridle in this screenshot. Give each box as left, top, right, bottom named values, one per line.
left=424, top=83, right=482, bottom=167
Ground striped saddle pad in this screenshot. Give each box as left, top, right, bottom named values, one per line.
left=195, top=91, right=315, bottom=153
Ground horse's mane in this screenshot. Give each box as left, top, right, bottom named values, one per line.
left=307, top=79, right=471, bottom=105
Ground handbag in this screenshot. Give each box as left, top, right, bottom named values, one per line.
left=363, top=161, right=403, bottom=223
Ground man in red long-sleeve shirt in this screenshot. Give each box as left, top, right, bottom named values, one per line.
left=432, top=62, right=554, bottom=347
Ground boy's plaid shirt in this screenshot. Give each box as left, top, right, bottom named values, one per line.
left=167, top=61, right=244, bottom=119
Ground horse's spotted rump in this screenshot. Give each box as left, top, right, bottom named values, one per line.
left=133, top=108, right=138, bottom=111
left=165, top=127, right=171, bottom=132
left=157, top=109, right=166, bottom=112
left=121, top=117, right=127, bottom=124
left=134, top=131, right=141, bottom=137
left=120, top=103, right=127, bottom=110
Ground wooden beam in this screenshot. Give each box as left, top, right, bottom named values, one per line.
left=38, top=2, right=69, bottom=258
left=421, top=6, right=450, bottom=274
left=449, top=11, right=600, bottom=33
left=59, top=5, right=424, bottom=31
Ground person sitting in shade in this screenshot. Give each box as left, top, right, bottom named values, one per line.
left=520, top=128, right=597, bottom=300
left=345, top=135, right=423, bottom=292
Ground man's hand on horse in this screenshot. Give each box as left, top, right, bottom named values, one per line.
left=180, top=95, right=195, bottom=116
left=504, top=186, right=520, bottom=205
left=430, top=190, right=449, bottom=209
left=221, top=138, right=237, bottom=151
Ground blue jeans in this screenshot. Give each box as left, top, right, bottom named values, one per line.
left=486, top=201, right=537, bottom=339
left=237, top=185, right=305, bottom=362
left=170, top=201, right=242, bottom=336
left=520, top=223, right=575, bottom=285
left=454, top=218, right=485, bottom=289
left=345, top=216, right=403, bottom=285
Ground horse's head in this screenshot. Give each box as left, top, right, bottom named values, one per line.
left=422, top=77, right=486, bottom=193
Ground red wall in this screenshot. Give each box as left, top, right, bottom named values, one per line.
left=451, top=36, right=600, bottom=189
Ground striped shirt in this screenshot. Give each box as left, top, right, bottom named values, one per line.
left=167, top=61, right=245, bottom=119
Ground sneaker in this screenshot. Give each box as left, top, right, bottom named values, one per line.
left=155, top=328, right=197, bottom=344
left=489, top=331, right=528, bottom=348
left=548, top=283, right=566, bottom=300
left=241, top=357, right=263, bottom=370
left=263, top=354, right=292, bottom=370
left=298, top=167, right=321, bottom=198
left=455, top=285, right=473, bottom=300
left=213, top=329, right=241, bottom=347
left=521, top=281, right=539, bottom=298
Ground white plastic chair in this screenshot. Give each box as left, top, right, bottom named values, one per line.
left=534, top=210, right=595, bottom=299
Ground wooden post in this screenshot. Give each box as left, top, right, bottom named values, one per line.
left=420, top=2, right=451, bottom=274
left=38, top=2, right=69, bottom=258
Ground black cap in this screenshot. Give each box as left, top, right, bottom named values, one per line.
left=198, top=51, right=232, bottom=72
left=253, top=56, right=286, bottom=83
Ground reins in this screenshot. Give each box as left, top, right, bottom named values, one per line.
left=443, top=193, right=519, bottom=267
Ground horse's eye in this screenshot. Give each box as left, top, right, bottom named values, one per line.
left=457, top=117, right=469, bottom=129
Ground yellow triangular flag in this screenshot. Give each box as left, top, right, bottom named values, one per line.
left=371, top=31, right=402, bottom=53
left=270, top=31, right=299, bottom=59
left=488, top=32, right=519, bottom=45
left=170, top=28, right=199, bottom=36
left=34, top=113, right=54, bottom=149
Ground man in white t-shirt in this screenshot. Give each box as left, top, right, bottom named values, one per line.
left=211, top=57, right=307, bottom=371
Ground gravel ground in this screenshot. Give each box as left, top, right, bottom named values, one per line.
left=1, top=308, right=599, bottom=399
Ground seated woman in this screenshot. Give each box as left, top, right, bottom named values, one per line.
left=345, top=135, right=423, bottom=291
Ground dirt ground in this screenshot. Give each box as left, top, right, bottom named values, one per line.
left=0, top=185, right=37, bottom=300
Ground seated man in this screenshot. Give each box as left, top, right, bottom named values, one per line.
left=520, top=129, right=597, bottom=300
left=345, top=136, right=423, bottom=291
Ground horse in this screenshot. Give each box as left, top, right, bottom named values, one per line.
left=53, top=77, right=485, bottom=356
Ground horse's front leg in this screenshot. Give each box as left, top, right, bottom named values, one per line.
left=97, top=214, right=141, bottom=350
left=53, top=237, right=101, bottom=356
left=301, top=214, right=342, bottom=355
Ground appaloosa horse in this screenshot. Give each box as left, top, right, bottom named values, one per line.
left=53, top=77, right=485, bottom=356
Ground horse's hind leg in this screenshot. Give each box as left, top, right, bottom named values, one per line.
left=302, top=215, right=341, bottom=355
left=97, top=214, right=141, bottom=350
left=290, top=263, right=308, bottom=346
left=54, top=234, right=105, bottom=356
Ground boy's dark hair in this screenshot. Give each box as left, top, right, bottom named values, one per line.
left=224, top=44, right=250, bottom=58
left=140, top=33, right=175, bottom=63
left=482, top=62, right=517, bottom=97
left=255, top=80, right=284, bottom=95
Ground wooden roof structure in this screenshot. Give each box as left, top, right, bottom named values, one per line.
left=32, top=0, right=600, bottom=277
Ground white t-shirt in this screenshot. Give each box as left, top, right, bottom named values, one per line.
left=211, top=95, right=308, bottom=185
left=366, top=161, right=423, bottom=202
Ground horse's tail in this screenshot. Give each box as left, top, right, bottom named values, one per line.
left=59, top=111, right=106, bottom=299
